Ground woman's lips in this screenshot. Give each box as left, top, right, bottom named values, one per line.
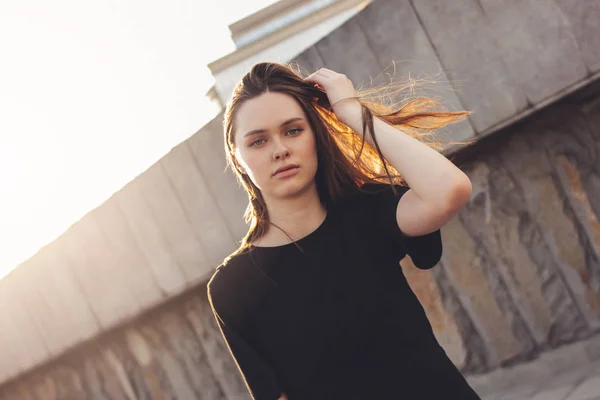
left=273, top=166, right=299, bottom=178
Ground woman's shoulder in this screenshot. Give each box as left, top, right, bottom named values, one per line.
left=207, top=246, right=280, bottom=322
left=207, top=248, right=252, bottom=299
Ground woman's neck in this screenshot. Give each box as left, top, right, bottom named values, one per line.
left=258, top=185, right=326, bottom=246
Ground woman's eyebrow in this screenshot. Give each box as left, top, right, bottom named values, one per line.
left=243, top=117, right=304, bottom=138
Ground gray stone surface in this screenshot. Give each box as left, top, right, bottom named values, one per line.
left=580, top=96, right=600, bottom=229
left=479, top=0, right=588, bottom=104
left=357, top=0, right=431, bottom=78
left=497, top=128, right=593, bottom=342
left=441, top=215, right=524, bottom=367
left=469, top=337, right=600, bottom=399
left=289, top=45, right=325, bottom=75
left=554, top=0, right=600, bottom=72
left=494, top=381, right=547, bottom=400
left=400, top=257, right=469, bottom=369
left=135, top=162, right=209, bottom=284
left=0, top=273, right=49, bottom=383
left=11, top=244, right=99, bottom=356
left=460, top=158, right=555, bottom=347
left=315, top=18, right=383, bottom=90
left=436, top=260, right=489, bottom=373
left=566, top=374, right=600, bottom=400
left=185, top=294, right=251, bottom=399
left=92, top=195, right=165, bottom=308
left=542, top=113, right=600, bottom=330
left=114, top=179, right=188, bottom=295
left=62, top=214, right=141, bottom=328
left=187, top=114, right=249, bottom=241
left=357, top=0, right=475, bottom=143
left=585, top=332, right=600, bottom=363
left=527, top=136, right=600, bottom=330
left=0, top=290, right=250, bottom=400
left=528, top=363, right=590, bottom=399
left=160, top=141, right=237, bottom=268
left=411, top=0, right=528, bottom=133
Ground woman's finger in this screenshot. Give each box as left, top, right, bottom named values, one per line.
left=316, top=68, right=336, bottom=77
left=305, top=72, right=330, bottom=87
left=305, top=71, right=317, bottom=82
left=307, top=68, right=335, bottom=82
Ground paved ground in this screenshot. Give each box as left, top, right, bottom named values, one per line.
left=480, top=360, right=600, bottom=400
left=466, top=334, right=600, bottom=400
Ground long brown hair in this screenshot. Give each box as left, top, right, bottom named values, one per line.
left=223, top=62, right=469, bottom=254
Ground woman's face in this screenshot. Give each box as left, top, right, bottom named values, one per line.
left=233, top=91, right=318, bottom=201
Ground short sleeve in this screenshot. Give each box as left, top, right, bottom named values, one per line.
left=355, top=183, right=442, bottom=269
left=207, top=272, right=284, bottom=400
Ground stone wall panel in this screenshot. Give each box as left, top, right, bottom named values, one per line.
left=401, top=258, right=468, bottom=369
left=411, top=0, right=528, bottom=133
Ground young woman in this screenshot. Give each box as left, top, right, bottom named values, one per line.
left=207, top=62, right=480, bottom=400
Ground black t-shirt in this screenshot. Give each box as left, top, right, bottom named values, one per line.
left=207, top=184, right=481, bottom=400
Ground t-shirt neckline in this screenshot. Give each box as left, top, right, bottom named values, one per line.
left=249, top=211, right=329, bottom=250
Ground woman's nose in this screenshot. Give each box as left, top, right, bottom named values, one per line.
left=273, top=145, right=290, bottom=160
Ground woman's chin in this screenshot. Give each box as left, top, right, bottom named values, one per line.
left=271, top=178, right=315, bottom=200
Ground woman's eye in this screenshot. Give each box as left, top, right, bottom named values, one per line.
left=286, top=128, right=303, bottom=136
left=250, top=138, right=266, bottom=147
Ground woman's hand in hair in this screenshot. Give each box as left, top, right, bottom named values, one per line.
left=305, top=68, right=362, bottom=126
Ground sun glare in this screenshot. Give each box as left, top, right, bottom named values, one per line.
left=0, top=0, right=277, bottom=280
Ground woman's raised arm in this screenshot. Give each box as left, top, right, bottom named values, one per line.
left=305, top=68, right=472, bottom=237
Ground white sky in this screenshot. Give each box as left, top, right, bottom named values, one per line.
left=0, top=0, right=278, bottom=279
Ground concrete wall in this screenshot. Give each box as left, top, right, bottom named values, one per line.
left=0, top=287, right=250, bottom=400
left=0, top=117, right=249, bottom=386
left=293, top=0, right=600, bottom=140
left=1, top=0, right=600, bottom=392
